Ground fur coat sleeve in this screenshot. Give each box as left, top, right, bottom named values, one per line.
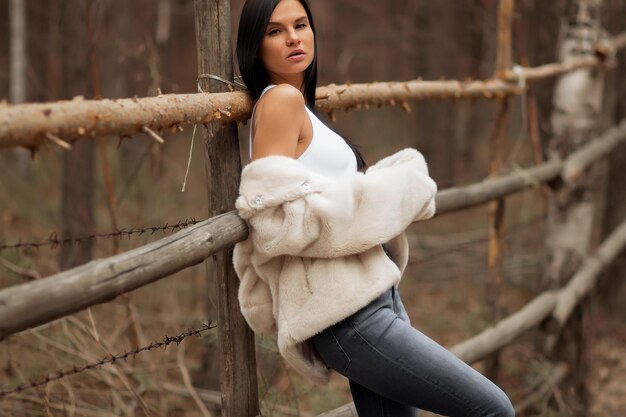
left=235, top=148, right=437, bottom=259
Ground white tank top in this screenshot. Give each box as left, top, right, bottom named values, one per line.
left=249, top=84, right=358, bottom=180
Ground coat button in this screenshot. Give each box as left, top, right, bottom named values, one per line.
left=302, top=181, right=311, bottom=189
left=254, top=196, right=263, bottom=206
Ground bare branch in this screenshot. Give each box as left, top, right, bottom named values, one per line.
left=514, top=364, right=569, bottom=414
left=140, top=126, right=165, bottom=144
left=45, top=132, right=72, bottom=150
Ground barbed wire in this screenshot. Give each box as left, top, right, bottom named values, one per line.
left=0, top=321, right=217, bottom=398
left=0, top=217, right=200, bottom=252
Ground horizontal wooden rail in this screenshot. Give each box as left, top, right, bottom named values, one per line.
left=436, top=159, right=562, bottom=214
left=437, top=118, right=626, bottom=213
left=563, top=119, right=626, bottom=182
left=0, top=213, right=248, bottom=341
left=315, top=79, right=520, bottom=113
left=0, top=120, right=623, bottom=341
left=1, top=30, right=624, bottom=151
left=0, top=80, right=518, bottom=150
left=445, top=215, right=626, bottom=362
left=501, top=30, right=625, bottom=83
left=551, top=217, right=626, bottom=327
left=0, top=91, right=253, bottom=150
left=502, top=56, right=601, bottom=82
left=449, top=291, right=558, bottom=363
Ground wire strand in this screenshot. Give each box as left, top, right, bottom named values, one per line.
left=0, top=322, right=217, bottom=398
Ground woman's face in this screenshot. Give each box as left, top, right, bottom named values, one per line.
left=259, top=0, right=315, bottom=87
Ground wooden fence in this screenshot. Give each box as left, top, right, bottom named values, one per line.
left=1, top=118, right=625, bottom=342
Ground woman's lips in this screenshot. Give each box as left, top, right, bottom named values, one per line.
left=287, top=53, right=306, bottom=62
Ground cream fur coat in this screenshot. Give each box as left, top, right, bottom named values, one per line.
left=232, top=148, right=437, bottom=385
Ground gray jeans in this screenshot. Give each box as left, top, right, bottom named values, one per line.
left=311, top=287, right=515, bottom=417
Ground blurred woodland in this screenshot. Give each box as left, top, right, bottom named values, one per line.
left=0, top=0, right=626, bottom=416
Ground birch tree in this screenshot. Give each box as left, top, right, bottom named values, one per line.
left=544, top=1, right=613, bottom=414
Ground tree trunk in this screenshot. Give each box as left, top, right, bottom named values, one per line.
left=59, top=0, right=95, bottom=271
left=421, top=1, right=457, bottom=185
left=544, top=1, right=611, bottom=415
left=599, top=0, right=626, bottom=315
left=156, top=0, right=171, bottom=45
left=8, top=0, right=30, bottom=172
left=9, top=0, right=26, bottom=104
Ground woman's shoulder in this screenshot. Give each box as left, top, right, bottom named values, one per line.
left=250, top=84, right=308, bottom=159
left=256, top=84, right=304, bottom=110
left=253, top=84, right=306, bottom=128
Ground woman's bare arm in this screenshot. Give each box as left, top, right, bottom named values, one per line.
left=251, top=84, right=306, bottom=161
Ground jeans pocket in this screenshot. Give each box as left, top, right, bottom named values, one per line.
left=311, top=327, right=351, bottom=375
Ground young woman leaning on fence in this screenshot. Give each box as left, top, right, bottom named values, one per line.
left=232, top=1, right=515, bottom=416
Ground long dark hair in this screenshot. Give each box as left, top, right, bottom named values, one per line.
left=236, top=0, right=366, bottom=170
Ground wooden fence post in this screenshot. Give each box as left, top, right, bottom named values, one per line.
left=194, top=1, right=259, bottom=416
left=485, top=0, right=513, bottom=382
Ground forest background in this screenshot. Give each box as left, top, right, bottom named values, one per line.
left=0, top=0, right=625, bottom=416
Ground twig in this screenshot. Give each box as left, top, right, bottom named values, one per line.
left=6, top=393, right=120, bottom=417
left=0, top=257, right=39, bottom=280
left=58, top=376, right=77, bottom=417
left=514, top=363, right=569, bottom=414
left=161, top=383, right=311, bottom=417
left=140, top=126, right=165, bottom=144
left=45, top=132, right=72, bottom=150
left=176, top=343, right=214, bottom=417
left=97, top=136, right=120, bottom=254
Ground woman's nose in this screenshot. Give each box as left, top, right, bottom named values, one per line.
left=286, top=30, right=301, bottom=45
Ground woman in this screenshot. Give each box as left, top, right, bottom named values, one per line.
left=233, top=1, right=515, bottom=416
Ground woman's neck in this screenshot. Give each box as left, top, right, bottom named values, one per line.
left=268, top=73, right=305, bottom=93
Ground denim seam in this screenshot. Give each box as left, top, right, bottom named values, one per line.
left=329, top=328, right=351, bottom=373
left=350, top=324, right=476, bottom=413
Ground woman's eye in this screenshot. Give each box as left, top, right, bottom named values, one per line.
left=268, top=29, right=279, bottom=36
left=296, top=23, right=307, bottom=29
